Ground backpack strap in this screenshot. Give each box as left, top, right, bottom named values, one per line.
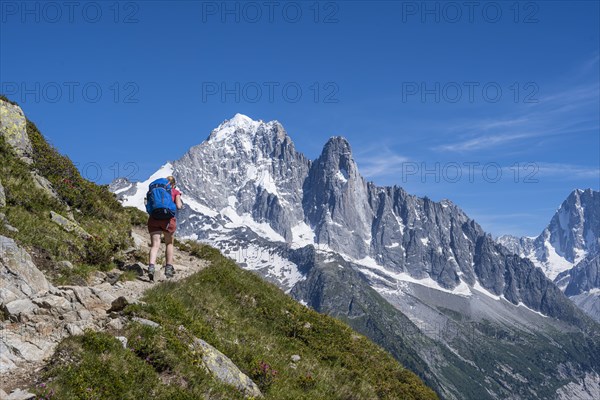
left=150, top=182, right=171, bottom=191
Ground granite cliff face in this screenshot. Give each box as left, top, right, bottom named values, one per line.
left=303, top=136, right=372, bottom=259
left=113, top=114, right=600, bottom=399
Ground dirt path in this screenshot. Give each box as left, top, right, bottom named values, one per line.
left=110, top=226, right=210, bottom=299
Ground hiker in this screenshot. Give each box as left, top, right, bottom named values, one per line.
left=145, top=175, right=183, bottom=281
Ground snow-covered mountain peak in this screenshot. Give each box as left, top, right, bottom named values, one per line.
left=205, top=114, right=291, bottom=152
left=498, top=188, right=600, bottom=283
left=208, top=113, right=263, bottom=142
left=230, top=112, right=254, bottom=123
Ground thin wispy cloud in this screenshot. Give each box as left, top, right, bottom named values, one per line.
left=434, top=56, right=599, bottom=154
left=540, top=84, right=599, bottom=106
left=474, top=117, right=530, bottom=131
left=436, top=115, right=599, bottom=153
left=355, top=146, right=410, bottom=179
left=436, top=132, right=534, bottom=152
left=573, top=52, right=600, bottom=79
left=535, top=163, right=600, bottom=180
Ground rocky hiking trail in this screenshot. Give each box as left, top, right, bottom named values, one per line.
left=0, top=226, right=210, bottom=399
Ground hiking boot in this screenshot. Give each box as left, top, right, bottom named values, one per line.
left=148, top=264, right=155, bottom=282
left=165, top=264, right=175, bottom=279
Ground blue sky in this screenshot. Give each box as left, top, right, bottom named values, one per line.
left=1, top=0, right=599, bottom=237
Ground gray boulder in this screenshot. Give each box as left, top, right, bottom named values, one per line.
left=122, top=262, right=145, bottom=276
left=32, top=294, right=73, bottom=315
left=2, top=298, right=36, bottom=321
left=49, top=211, right=92, bottom=239
left=108, top=296, right=130, bottom=312
left=31, top=171, right=61, bottom=201
left=132, top=317, right=160, bottom=328
left=190, top=335, right=262, bottom=398
left=115, top=336, right=128, bottom=348
left=5, top=388, right=36, bottom=400
left=0, top=235, right=50, bottom=300
left=56, top=260, right=74, bottom=270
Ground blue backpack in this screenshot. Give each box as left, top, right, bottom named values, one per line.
left=145, top=178, right=177, bottom=220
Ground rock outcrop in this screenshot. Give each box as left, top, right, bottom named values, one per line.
left=0, top=99, right=61, bottom=202
left=0, top=101, right=33, bottom=165
left=0, top=234, right=116, bottom=375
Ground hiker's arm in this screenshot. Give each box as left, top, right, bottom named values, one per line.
left=175, top=194, right=183, bottom=209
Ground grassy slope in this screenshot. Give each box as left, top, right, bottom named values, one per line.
left=39, top=242, right=438, bottom=399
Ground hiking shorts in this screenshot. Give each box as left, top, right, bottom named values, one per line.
left=147, top=216, right=177, bottom=235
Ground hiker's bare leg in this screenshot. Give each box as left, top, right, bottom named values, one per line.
left=149, top=233, right=162, bottom=264
left=164, top=231, right=174, bottom=265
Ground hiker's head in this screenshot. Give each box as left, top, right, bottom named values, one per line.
left=167, top=176, right=176, bottom=188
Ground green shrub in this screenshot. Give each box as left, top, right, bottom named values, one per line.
left=175, top=239, right=221, bottom=260
left=40, top=331, right=165, bottom=400
left=250, top=360, right=278, bottom=391
left=125, top=206, right=148, bottom=226
left=0, top=94, right=19, bottom=106
left=117, top=270, right=139, bottom=282
left=84, top=235, right=113, bottom=266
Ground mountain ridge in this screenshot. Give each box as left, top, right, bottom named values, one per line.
left=129, top=114, right=589, bottom=323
